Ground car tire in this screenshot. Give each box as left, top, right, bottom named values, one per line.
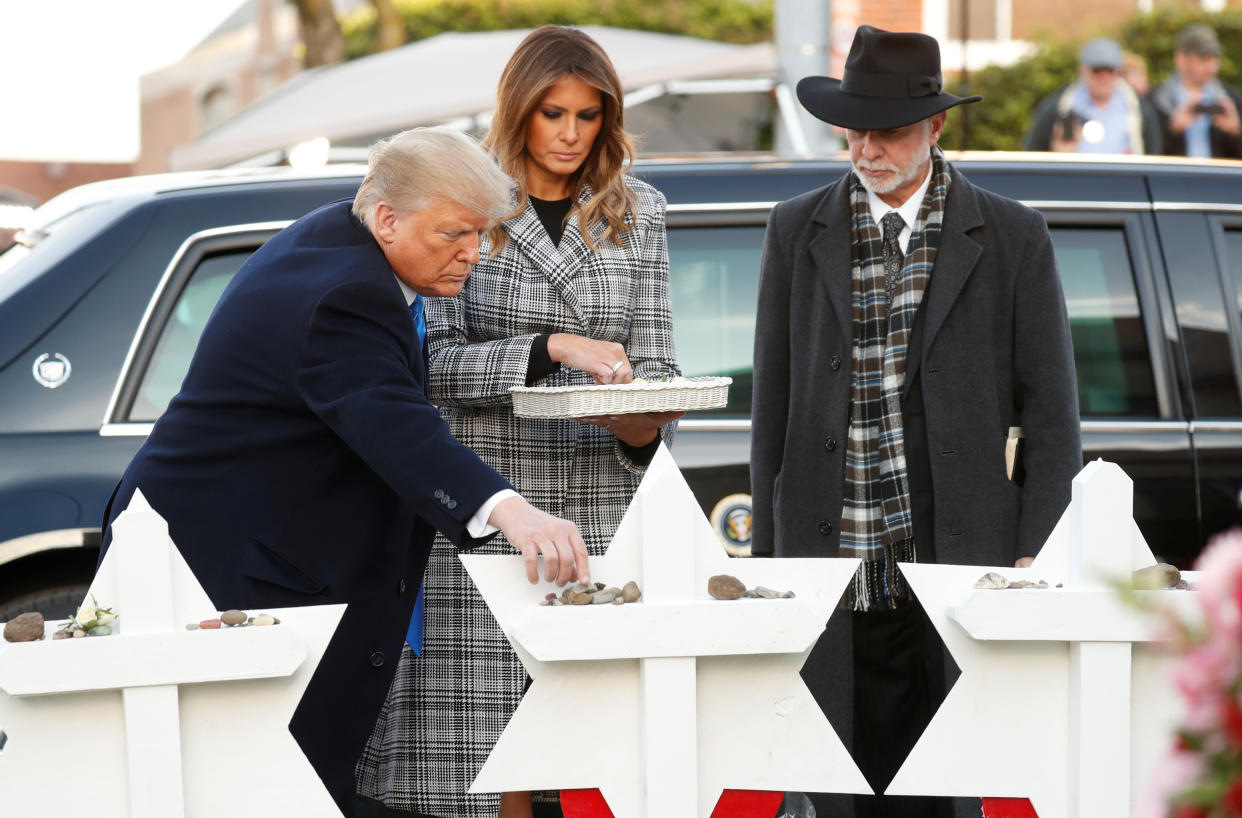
left=0, top=583, right=91, bottom=623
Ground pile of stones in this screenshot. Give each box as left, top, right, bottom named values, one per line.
left=973, top=563, right=1190, bottom=591
left=2, top=600, right=123, bottom=642
left=187, top=609, right=281, bottom=630
left=707, top=574, right=795, bottom=600
left=541, top=581, right=642, bottom=606
left=973, top=573, right=1052, bottom=590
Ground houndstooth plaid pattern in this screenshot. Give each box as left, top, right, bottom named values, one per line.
left=840, top=148, right=951, bottom=611
left=356, top=178, right=679, bottom=816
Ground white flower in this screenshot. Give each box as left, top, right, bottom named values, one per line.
left=74, top=602, right=97, bottom=629
left=95, top=611, right=116, bottom=627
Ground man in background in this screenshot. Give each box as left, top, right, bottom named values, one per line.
left=1149, top=23, right=1242, bottom=159
left=1025, top=37, right=1162, bottom=154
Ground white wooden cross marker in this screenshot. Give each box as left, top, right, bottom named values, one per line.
left=463, top=445, right=870, bottom=817
left=888, top=460, right=1195, bottom=817
left=0, top=490, right=346, bottom=818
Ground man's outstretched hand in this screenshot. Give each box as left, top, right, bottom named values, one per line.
left=488, top=496, right=590, bottom=586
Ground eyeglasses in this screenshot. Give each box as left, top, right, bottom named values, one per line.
left=1088, top=66, right=1118, bottom=75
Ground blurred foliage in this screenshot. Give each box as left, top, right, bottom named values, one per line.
left=940, top=8, right=1242, bottom=151
left=939, top=41, right=1077, bottom=151
left=341, top=0, right=774, bottom=59
left=1119, top=6, right=1242, bottom=87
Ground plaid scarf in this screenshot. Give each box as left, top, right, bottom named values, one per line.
left=841, top=147, right=951, bottom=611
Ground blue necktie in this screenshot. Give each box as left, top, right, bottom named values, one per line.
left=406, top=294, right=427, bottom=655
left=410, top=294, right=426, bottom=347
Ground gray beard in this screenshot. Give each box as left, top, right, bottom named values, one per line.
left=852, top=145, right=931, bottom=196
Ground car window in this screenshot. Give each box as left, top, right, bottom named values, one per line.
left=666, top=225, right=764, bottom=415
left=1166, top=223, right=1242, bottom=419
left=127, top=250, right=251, bottom=421
left=1048, top=226, right=1158, bottom=418
left=1220, top=228, right=1242, bottom=412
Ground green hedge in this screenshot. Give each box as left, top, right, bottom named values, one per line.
left=941, top=9, right=1242, bottom=151
left=342, top=0, right=774, bottom=59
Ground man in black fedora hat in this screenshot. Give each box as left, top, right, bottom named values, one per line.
left=750, top=25, right=1081, bottom=818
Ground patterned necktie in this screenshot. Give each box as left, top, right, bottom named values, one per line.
left=410, top=294, right=426, bottom=348
left=881, top=211, right=906, bottom=304
left=406, top=293, right=427, bottom=655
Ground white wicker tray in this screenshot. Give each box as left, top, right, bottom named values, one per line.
left=510, top=376, right=731, bottom=418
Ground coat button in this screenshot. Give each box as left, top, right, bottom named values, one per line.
left=447, top=499, right=457, bottom=510
left=818, top=521, right=833, bottom=535
left=434, top=489, right=444, bottom=499
left=370, top=651, right=385, bottom=668
left=398, top=578, right=407, bottom=594
left=824, top=436, right=837, bottom=451
left=830, top=355, right=841, bottom=371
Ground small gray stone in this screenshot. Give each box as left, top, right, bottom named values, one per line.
left=591, top=588, right=619, bottom=605
left=72, top=629, right=86, bottom=638
left=186, top=623, right=200, bottom=631
left=252, top=614, right=276, bottom=626
left=3, top=612, right=44, bottom=643
left=754, top=586, right=778, bottom=599
left=52, top=629, right=73, bottom=640
left=708, top=574, right=747, bottom=600
left=973, top=572, right=1008, bottom=590
left=612, top=597, right=625, bottom=605
left=621, top=581, right=642, bottom=603
left=1133, top=563, right=1180, bottom=590
left=221, top=609, right=247, bottom=626
left=779, top=590, right=796, bottom=599
left=744, top=589, right=759, bottom=598
left=87, top=625, right=112, bottom=637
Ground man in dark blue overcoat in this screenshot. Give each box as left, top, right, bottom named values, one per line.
left=101, top=128, right=590, bottom=815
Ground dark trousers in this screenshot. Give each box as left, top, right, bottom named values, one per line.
left=850, top=604, right=951, bottom=818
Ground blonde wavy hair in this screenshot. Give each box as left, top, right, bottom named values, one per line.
left=483, top=26, right=637, bottom=252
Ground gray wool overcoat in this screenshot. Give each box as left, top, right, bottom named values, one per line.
left=750, top=164, right=1082, bottom=812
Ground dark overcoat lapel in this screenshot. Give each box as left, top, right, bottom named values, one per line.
left=904, top=164, right=984, bottom=395
left=809, top=177, right=854, bottom=351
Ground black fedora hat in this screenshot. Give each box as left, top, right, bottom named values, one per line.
left=797, top=25, right=982, bottom=131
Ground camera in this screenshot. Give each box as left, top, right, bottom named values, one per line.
left=1055, top=111, right=1085, bottom=142
left=1193, top=102, right=1224, bottom=116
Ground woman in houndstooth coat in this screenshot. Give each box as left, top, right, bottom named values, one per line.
left=356, top=26, right=680, bottom=818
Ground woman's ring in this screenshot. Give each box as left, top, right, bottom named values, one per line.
left=609, top=360, right=624, bottom=374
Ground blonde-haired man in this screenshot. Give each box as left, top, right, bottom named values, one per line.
left=101, top=128, right=589, bottom=815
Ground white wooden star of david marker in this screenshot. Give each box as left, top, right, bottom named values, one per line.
left=461, top=445, right=869, bottom=818
left=887, top=460, right=1195, bottom=817
left=0, top=490, right=346, bottom=818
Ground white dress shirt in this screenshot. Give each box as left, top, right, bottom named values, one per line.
left=865, top=162, right=933, bottom=254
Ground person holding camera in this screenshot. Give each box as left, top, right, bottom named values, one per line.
left=1024, top=37, right=1162, bottom=154
left=1149, top=24, right=1242, bottom=159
